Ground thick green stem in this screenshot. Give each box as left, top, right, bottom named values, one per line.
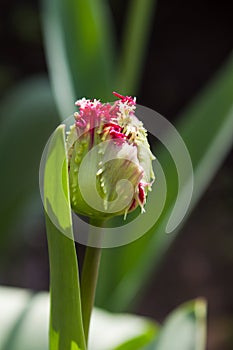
left=81, top=222, right=103, bottom=344
left=117, top=0, right=157, bottom=94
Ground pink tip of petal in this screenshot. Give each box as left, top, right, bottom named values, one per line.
left=113, top=91, right=136, bottom=105
left=138, top=182, right=145, bottom=204
left=109, top=130, right=126, bottom=139
left=104, top=123, right=122, bottom=132
left=76, top=118, right=87, bottom=128
left=113, top=91, right=124, bottom=99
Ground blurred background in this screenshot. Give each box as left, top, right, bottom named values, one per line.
left=0, top=0, right=233, bottom=349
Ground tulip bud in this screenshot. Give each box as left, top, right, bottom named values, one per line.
left=66, top=92, right=155, bottom=220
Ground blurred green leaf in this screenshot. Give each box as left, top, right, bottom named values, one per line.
left=112, top=322, right=157, bottom=350
left=89, top=309, right=158, bottom=350
left=43, top=126, right=86, bottom=349
left=142, top=300, right=206, bottom=350
left=0, top=76, right=58, bottom=249
left=0, top=287, right=48, bottom=350
left=154, top=299, right=206, bottom=350
left=0, top=286, right=159, bottom=350
left=42, top=0, right=116, bottom=118
left=96, top=53, right=233, bottom=312
left=117, top=0, right=157, bottom=94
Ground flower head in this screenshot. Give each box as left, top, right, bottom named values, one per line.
left=66, top=92, right=155, bottom=220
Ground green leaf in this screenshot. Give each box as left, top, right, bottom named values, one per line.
left=0, top=287, right=159, bottom=350
left=154, top=299, right=207, bottom=350
left=116, top=0, right=157, bottom=94
left=96, top=53, right=233, bottom=312
left=41, top=0, right=116, bottom=118
left=0, top=76, right=59, bottom=250
left=112, top=321, right=157, bottom=350
left=43, top=126, right=86, bottom=349
left=89, top=309, right=158, bottom=350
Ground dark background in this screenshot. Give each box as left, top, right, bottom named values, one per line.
left=0, top=1, right=233, bottom=349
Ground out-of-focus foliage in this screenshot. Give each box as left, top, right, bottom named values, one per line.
left=116, top=0, right=157, bottom=94
left=0, top=76, right=59, bottom=252
left=41, top=0, right=156, bottom=118
left=0, top=287, right=206, bottom=350
left=42, top=0, right=116, bottom=117
left=144, top=299, right=206, bottom=350
left=0, top=287, right=159, bottom=350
